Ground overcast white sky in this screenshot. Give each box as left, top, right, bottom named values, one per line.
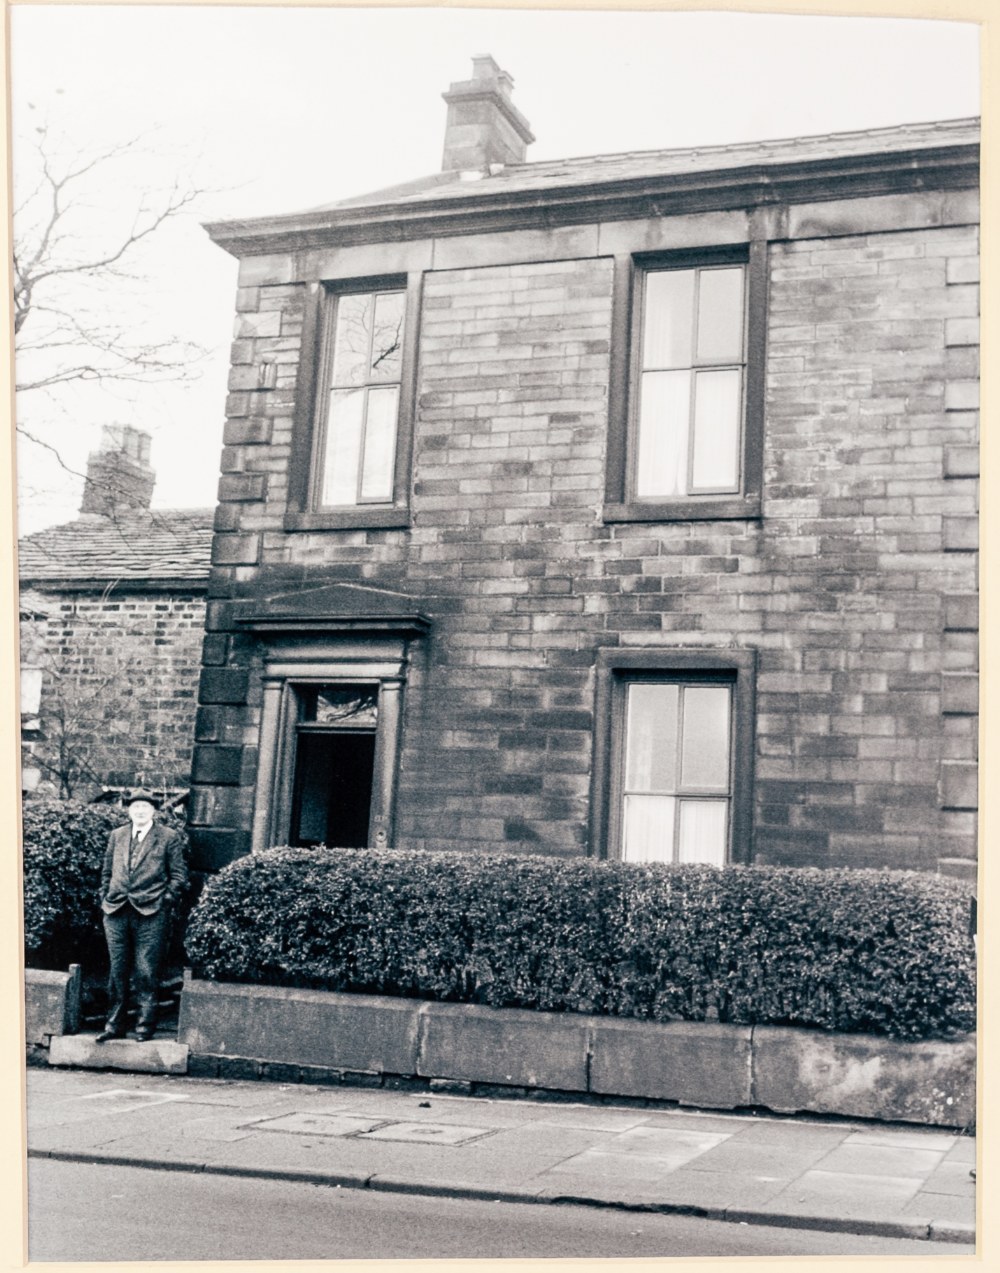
left=9, top=5, right=981, bottom=535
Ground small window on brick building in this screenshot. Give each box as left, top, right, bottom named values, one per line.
left=592, top=649, right=756, bottom=863
left=604, top=246, right=765, bottom=524
left=285, top=276, right=420, bottom=531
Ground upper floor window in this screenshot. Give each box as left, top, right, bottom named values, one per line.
left=635, top=264, right=745, bottom=499
left=286, top=275, right=420, bottom=532
left=317, top=288, right=405, bottom=508
left=603, top=244, right=766, bottom=524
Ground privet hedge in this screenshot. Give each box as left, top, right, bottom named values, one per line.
left=22, top=797, right=190, bottom=970
left=185, top=848, right=976, bottom=1040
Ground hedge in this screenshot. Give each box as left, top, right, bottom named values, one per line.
left=185, top=848, right=976, bottom=1041
left=22, top=797, right=190, bottom=971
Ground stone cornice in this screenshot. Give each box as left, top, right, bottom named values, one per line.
left=205, top=142, right=979, bottom=258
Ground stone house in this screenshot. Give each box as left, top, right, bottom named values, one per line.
left=189, top=58, right=979, bottom=881
left=19, top=426, right=213, bottom=800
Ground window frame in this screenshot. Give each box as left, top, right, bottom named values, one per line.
left=590, top=648, right=757, bottom=863
left=285, top=273, right=422, bottom=531
left=603, top=239, right=767, bottom=524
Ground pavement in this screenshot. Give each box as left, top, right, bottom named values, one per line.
left=26, top=1053, right=977, bottom=1245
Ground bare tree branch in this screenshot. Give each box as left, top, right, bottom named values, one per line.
left=13, top=121, right=210, bottom=398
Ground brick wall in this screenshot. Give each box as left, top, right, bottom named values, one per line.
left=20, top=590, right=206, bottom=797
left=195, top=215, right=978, bottom=877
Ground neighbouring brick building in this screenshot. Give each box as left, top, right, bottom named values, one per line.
left=19, top=426, right=213, bottom=799
left=189, top=58, right=979, bottom=881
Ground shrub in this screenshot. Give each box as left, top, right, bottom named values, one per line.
left=22, top=797, right=190, bottom=971
left=185, top=848, right=976, bottom=1040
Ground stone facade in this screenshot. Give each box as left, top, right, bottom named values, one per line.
left=190, top=69, right=978, bottom=879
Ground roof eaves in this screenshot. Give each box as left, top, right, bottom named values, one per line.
left=17, top=574, right=211, bottom=593
left=204, top=133, right=979, bottom=256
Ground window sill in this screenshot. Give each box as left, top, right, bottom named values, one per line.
left=284, top=508, right=411, bottom=532
left=602, top=497, right=761, bottom=524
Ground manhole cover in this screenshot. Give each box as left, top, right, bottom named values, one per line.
left=361, top=1121, right=496, bottom=1146
left=250, top=1112, right=385, bottom=1137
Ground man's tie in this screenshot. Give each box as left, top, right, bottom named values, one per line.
left=128, top=830, right=140, bottom=872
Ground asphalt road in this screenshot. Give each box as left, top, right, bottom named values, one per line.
left=28, top=1159, right=972, bottom=1261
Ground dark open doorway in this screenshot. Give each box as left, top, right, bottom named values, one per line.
left=290, top=731, right=376, bottom=848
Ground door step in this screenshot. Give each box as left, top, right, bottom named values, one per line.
left=49, top=1033, right=188, bottom=1075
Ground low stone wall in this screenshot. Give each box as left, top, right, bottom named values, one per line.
left=178, top=977, right=976, bottom=1127
left=25, top=965, right=81, bottom=1045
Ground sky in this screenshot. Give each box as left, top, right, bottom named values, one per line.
left=8, top=5, right=982, bottom=535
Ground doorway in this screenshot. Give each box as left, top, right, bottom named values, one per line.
left=290, top=731, right=376, bottom=848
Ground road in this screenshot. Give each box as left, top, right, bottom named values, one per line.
left=28, top=1159, right=971, bottom=1261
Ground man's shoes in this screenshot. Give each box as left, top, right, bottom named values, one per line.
left=95, top=1029, right=124, bottom=1044
left=134, top=1027, right=154, bottom=1042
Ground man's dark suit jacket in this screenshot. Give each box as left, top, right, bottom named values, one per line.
left=101, top=822, right=188, bottom=917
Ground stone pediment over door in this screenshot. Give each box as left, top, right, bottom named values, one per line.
left=236, top=582, right=431, bottom=636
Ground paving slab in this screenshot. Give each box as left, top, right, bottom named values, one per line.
left=720, top=1118, right=853, bottom=1149
left=174, top=1116, right=260, bottom=1143
left=814, top=1143, right=945, bottom=1177
left=639, top=1110, right=763, bottom=1134
left=682, top=1139, right=830, bottom=1178
left=598, top=1125, right=734, bottom=1162
left=842, top=1128, right=959, bottom=1152
left=902, top=1192, right=976, bottom=1225
left=918, top=1160, right=980, bottom=1196
left=760, top=1169, right=925, bottom=1218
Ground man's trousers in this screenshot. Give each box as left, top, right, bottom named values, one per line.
left=102, top=903, right=170, bottom=1034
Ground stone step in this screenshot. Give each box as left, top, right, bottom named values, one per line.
left=49, top=1033, right=188, bottom=1075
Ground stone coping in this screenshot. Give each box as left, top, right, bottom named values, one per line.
left=178, top=978, right=975, bottom=1128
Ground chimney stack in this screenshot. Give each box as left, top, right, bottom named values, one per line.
left=79, top=425, right=155, bottom=517
left=441, top=55, right=534, bottom=173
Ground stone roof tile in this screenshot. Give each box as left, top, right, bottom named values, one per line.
left=18, top=509, right=214, bottom=584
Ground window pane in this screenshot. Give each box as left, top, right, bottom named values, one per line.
left=321, top=388, right=365, bottom=505
left=680, top=686, right=731, bottom=790
left=696, top=267, right=744, bottom=362
left=331, top=293, right=374, bottom=387
left=678, top=800, right=727, bottom=866
left=370, top=291, right=405, bottom=383
left=642, top=270, right=694, bottom=370
left=308, top=684, right=379, bottom=728
left=691, top=369, right=741, bottom=492
left=635, top=370, right=690, bottom=498
left=360, top=386, right=399, bottom=501
left=623, top=794, right=676, bottom=862
left=625, top=683, right=679, bottom=792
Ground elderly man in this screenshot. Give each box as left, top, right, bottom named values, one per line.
left=97, top=789, right=188, bottom=1043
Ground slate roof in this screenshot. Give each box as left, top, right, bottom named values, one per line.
left=18, top=509, right=214, bottom=585
left=308, top=116, right=980, bottom=213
